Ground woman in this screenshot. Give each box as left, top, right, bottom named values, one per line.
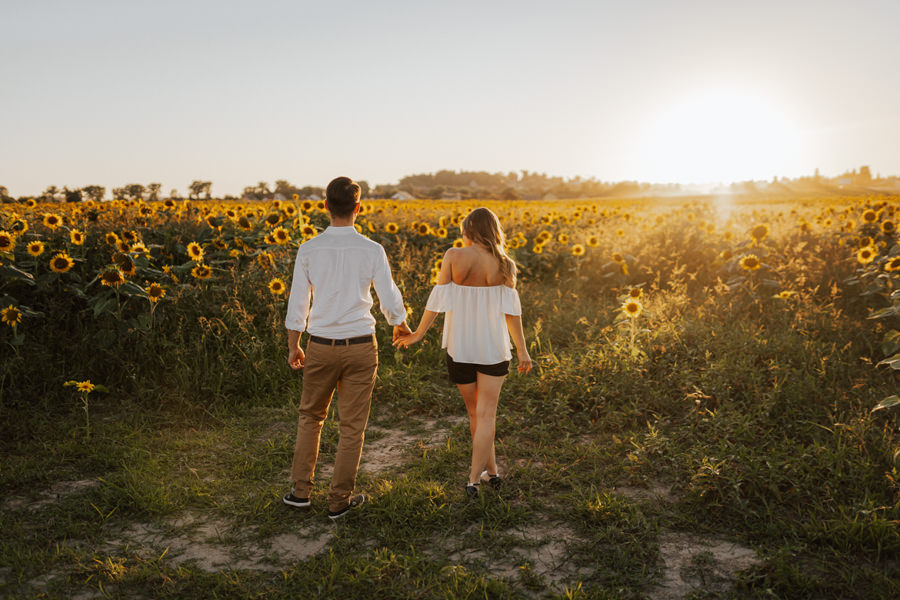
left=395, top=207, right=532, bottom=497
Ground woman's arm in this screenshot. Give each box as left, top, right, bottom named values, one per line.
left=505, top=314, right=533, bottom=373
left=393, top=250, right=455, bottom=348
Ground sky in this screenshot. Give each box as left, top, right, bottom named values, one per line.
left=2, top=0, right=899, bottom=197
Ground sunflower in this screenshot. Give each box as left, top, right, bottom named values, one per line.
left=885, top=257, right=900, bottom=272
left=301, top=225, right=317, bottom=238
left=139, top=205, right=155, bottom=217
left=558, top=233, right=569, bottom=244
left=268, top=277, right=287, bottom=295
left=116, top=240, right=131, bottom=253
left=105, top=232, right=119, bottom=246
left=616, top=229, right=625, bottom=237
left=628, top=287, right=643, bottom=299
left=163, top=199, right=177, bottom=209
left=212, top=238, right=228, bottom=251
left=99, top=267, right=125, bottom=287
left=739, top=254, right=761, bottom=271
left=11, top=218, right=28, bottom=235
left=122, top=230, right=139, bottom=243
left=26, top=198, right=37, bottom=208
left=571, top=244, right=585, bottom=256
left=611, top=252, right=625, bottom=263
left=436, top=227, right=448, bottom=238
left=283, top=204, right=297, bottom=217
left=186, top=242, right=204, bottom=261
left=131, top=242, right=150, bottom=256
left=862, top=209, right=878, bottom=223
left=385, top=222, right=399, bottom=234
left=315, top=201, right=326, bottom=212
left=264, top=212, right=281, bottom=228
left=719, top=249, right=733, bottom=261
left=856, top=246, right=877, bottom=265
left=26, top=241, right=45, bottom=257
left=238, top=215, right=253, bottom=230
left=162, top=265, right=179, bottom=283
left=301, top=200, right=314, bottom=212
left=1, top=305, right=22, bottom=327
left=263, top=232, right=276, bottom=245
left=272, top=227, right=291, bottom=245
left=49, top=252, right=75, bottom=273
left=452, top=239, right=465, bottom=248
left=69, top=229, right=85, bottom=245
left=191, top=264, right=212, bottom=280
left=416, top=223, right=431, bottom=236
left=881, top=221, right=895, bottom=235
left=749, top=224, right=769, bottom=243
left=532, top=244, right=543, bottom=254
left=114, top=253, right=136, bottom=276
left=42, top=213, right=63, bottom=230
left=775, top=291, right=795, bottom=299
left=256, top=251, right=275, bottom=269
left=622, top=299, right=642, bottom=319
left=858, top=236, right=874, bottom=248
left=66, top=380, right=95, bottom=393
left=587, top=235, right=599, bottom=248
left=0, top=231, right=15, bottom=252
left=146, top=282, right=166, bottom=303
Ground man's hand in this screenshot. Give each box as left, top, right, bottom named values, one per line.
left=392, top=321, right=412, bottom=342
left=393, top=330, right=424, bottom=348
left=288, top=345, right=306, bottom=370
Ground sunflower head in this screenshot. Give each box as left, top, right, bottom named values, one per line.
left=885, top=257, right=900, bottom=272
left=42, top=213, right=63, bottom=230
left=622, top=300, right=642, bottom=319
left=268, top=277, right=287, bottom=295
left=417, top=223, right=430, bottom=236
left=113, top=253, right=136, bottom=276
left=739, top=254, right=761, bottom=271
left=26, top=241, right=45, bottom=257
left=0, top=231, right=15, bottom=252
left=256, top=251, right=275, bottom=269
left=50, top=252, right=75, bottom=273
left=1, top=304, right=23, bottom=327
left=611, top=252, right=625, bottom=263
left=69, top=229, right=85, bottom=245
left=100, top=267, right=125, bottom=287
left=273, top=227, right=290, bottom=245
left=105, top=232, right=119, bottom=246
left=385, top=222, right=399, bottom=234
left=147, top=282, right=166, bottom=302
left=571, top=244, right=585, bottom=256
left=453, top=239, right=465, bottom=248
left=856, top=246, right=877, bottom=265
left=862, top=209, right=878, bottom=223
left=264, top=213, right=281, bottom=228
left=629, top=287, right=643, bottom=299
left=191, top=264, right=213, bottom=280
left=587, top=235, right=599, bottom=248
left=881, top=221, right=895, bottom=234
left=122, top=230, right=139, bottom=243
left=301, top=225, right=317, bottom=238
left=749, top=224, right=769, bottom=243
left=186, top=242, right=204, bottom=261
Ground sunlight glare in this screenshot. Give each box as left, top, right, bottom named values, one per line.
left=635, top=87, right=804, bottom=184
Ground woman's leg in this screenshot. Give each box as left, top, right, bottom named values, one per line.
left=468, top=373, right=505, bottom=483
left=457, top=382, right=498, bottom=476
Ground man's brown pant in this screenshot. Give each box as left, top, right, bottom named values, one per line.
left=290, top=338, right=378, bottom=513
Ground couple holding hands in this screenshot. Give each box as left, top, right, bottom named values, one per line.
left=282, top=177, right=532, bottom=519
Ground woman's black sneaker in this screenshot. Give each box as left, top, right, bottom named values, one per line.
left=480, top=470, right=502, bottom=489
left=328, top=494, right=366, bottom=519
left=283, top=492, right=310, bottom=508
left=465, top=482, right=480, bottom=498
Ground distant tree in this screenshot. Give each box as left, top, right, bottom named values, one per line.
left=274, top=180, right=297, bottom=199
left=111, top=187, right=125, bottom=200
left=81, top=185, right=106, bottom=202
left=500, top=187, right=521, bottom=201
left=124, top=184, right=145, bottom=201
left=42, top=185, right=59, bottom=202
left=64, top=188, right=82, bottom=203
left=357, top=180, right=370, bottom=198
left=188, top=181, right=212, bottom=200
left=147, top=183, right=162, bottom=201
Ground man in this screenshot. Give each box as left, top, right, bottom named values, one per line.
left=282, top=176, right=410, bottom=519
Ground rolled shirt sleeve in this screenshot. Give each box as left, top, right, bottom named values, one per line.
left=372, top=246, right=407, bottom=326
left=284, top=249, right=312, bottom=332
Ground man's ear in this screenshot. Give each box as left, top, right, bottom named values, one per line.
left=352, top=201, right=361, bottom=215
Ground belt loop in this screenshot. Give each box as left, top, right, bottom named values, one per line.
left=331, top=339, right=336, bottom=347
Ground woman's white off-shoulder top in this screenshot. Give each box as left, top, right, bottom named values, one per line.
left=425, top=282, right=522, bottom=364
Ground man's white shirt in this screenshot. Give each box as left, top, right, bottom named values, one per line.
left=285, top=226, right=406, bottom=338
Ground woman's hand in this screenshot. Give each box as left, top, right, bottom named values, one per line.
left=516, top=350, right=533, bottom=374
left=393, top=330, right=424, bottom=348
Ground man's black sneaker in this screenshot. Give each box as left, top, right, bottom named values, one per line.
left=328, top=494, right=366, bottom=519
left=283, top=492, right=311, bottom=508
left=480, top=470, right=502, bottom=490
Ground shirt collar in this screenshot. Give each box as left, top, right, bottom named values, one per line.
left=324, top=225, right=358, bottom=235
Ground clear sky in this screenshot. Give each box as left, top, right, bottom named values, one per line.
left=2, top=0, right=899, bottom=196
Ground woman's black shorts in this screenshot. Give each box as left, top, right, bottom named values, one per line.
left=446, top=353, right=509, bottom=384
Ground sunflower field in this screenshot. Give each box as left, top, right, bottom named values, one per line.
left=1, top=193, right=898, bottom=598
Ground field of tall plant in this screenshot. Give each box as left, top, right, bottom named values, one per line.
left=1, top=193, right=898, bottom=599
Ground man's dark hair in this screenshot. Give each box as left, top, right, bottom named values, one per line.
left=325, top=177, right=361, bottom=218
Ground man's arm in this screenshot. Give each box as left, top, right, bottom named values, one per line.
left=372, top=246, right=410, bottom=338
left=285, top=249, right=311, bottom=369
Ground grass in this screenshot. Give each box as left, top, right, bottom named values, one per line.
left=1, top=195, right=899, bottom=598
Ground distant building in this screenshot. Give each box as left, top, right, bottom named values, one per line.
left=392, top=191, right=414, bottom=201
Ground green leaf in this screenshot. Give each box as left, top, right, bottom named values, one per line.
left=875, top=353, right=900, bottom=370
left=0, top=264, right=36, bottom=285
left=91, top=296, right=117, bottom=318
left=883, top=330, right=900, bottom=357
left=872, top=395, right=900, bottom=413
left=868, top=306, right=898, bottom=320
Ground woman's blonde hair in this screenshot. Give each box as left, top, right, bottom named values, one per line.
left=461, top=207, right=517, bottom=285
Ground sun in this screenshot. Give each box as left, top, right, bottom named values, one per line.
left=633, top=86, right=805, bottom=183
